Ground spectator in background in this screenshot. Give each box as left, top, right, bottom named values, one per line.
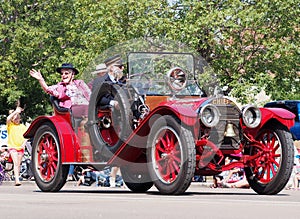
left=212, top=170, right=229, bottom=188
left=286, top=145, right=300, bottom=190
left=293, top=146, right=300, bottom=189
left=222, top=169, right=249, bottom=188
left=6, top=106, right=28, bottom=186
left=109, top=166, right=120, bottom=188
left=0, top=145, right=13, bottom=176
left=0, top=146, right=9, bottom=162
left=212, top=155, right=249, bottom=189
left=292, top=165, right=300, bottom=190
left=67, top=164, right=75, bottom=181
left=76, top=166, right=108, bottom=187
left=212, top=157, right=231, bottom=188
left=88, top=63, right=108, bottom=89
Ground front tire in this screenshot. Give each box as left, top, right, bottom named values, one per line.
left=32, top=122, right=68, bottom=192
left=147, top=115, right=196, bottom=195
left=244, top=123, right=294, bottom=195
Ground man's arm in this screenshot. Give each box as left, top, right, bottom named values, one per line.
left=29, top=69, right=49, bottom=93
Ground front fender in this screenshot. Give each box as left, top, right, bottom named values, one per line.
left=260, top=108, right=295, bottom=128
left=244, top=107, right=295, bottom=137
left=24, top=115, right=80, bottom=163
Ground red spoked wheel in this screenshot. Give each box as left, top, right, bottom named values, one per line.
left=153, top=129, right=182, bottom=184
left=32, top=122, right=68, bottom=192
left=37, top=134, right=58, bottom=181
left=147, top=115, right=196, bottom=195
left=244, top=123, right=294, bottom=194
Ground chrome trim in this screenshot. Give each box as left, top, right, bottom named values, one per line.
left=242, top=105, right=261, bottom=128
left=199, top=104, right=220, bottom=127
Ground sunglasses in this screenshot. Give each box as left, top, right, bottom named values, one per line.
left=60, top=71, right=73, bottom=76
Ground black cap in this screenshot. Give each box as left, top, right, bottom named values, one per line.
left=104, top=54, right=123, bottom=67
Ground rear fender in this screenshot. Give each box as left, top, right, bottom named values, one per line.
left=24, top=116, right=79, bottom=163
left=244, top=108, right=295, bottom=136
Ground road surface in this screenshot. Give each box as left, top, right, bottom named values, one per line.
left=1, top=181, right=300, bottom=219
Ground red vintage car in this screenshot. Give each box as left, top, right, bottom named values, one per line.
left=24, top=52, right=295, bottom=195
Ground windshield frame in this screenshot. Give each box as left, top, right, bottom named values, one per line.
left=126, top=52, right=202, bottom=96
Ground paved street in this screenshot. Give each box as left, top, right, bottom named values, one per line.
left=1, top=181, right=300, bottom=219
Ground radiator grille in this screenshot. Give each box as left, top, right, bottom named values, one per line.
left=206, top=98, right=241, bottom=150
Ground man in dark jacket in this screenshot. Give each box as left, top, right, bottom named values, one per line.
left=92, top=54, right=125, bottom=107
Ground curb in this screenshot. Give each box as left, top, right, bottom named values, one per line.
left=1, top=180, right=213, bottom=188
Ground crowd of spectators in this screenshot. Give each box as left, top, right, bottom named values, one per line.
left=286, top=142, right=300, bottom=190
left=211, top=156, right=249, bottom=189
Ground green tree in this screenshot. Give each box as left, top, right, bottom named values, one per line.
left=0, top=0, right=299, bottom=123
left=173, top=0, right=299, bottom=103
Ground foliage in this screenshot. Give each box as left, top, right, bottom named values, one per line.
left=174, top=0, right=299, bottom=103
left=0, top=0, right=299, bottom=122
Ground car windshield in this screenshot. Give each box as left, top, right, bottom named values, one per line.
left=127, top=52, right=203, bottom=96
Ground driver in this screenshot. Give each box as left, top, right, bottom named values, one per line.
left=92, top=54, right=125, bottom=108
left=103, top=54, right=125, bottom=84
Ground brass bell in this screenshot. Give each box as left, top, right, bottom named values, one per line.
left=224, top=122, right=236, bottom=137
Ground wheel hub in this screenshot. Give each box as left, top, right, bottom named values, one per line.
left=161, top=153, right=168, bottom=159
left=40, top=150, right=48, bottom=162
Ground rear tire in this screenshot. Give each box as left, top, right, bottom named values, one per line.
left=32, top=122, right=68, bottom=192
left=121, top=166, right=153, bottom=193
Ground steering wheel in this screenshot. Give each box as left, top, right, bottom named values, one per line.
left=128, top=73, right=152, bottom=94
left=129, top=73, right=151, bottom=81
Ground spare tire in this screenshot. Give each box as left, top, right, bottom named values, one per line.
left=88, top=82, right=133, bottom=159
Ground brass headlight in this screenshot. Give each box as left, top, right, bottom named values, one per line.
left=242, top=105, right=261, bottom=128
left=200, top=104, right=220, bottom=127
